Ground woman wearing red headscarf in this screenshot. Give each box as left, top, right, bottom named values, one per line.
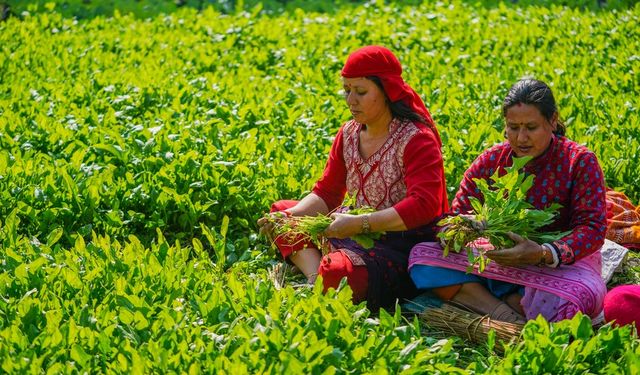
left=258, top=45, right=448, bottom=310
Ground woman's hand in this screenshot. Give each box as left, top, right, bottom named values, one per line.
left=459, top=214, right=487, bottom=231
left=485, top=232, right=544, bottom=267
left=257, top=212, right=289, bottom=242
left=439, top=214, right=486, bottom=249
left=323, top=213, right=363, bottom=239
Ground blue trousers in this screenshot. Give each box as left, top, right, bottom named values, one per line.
left=409, top=264, right=524, bottom=299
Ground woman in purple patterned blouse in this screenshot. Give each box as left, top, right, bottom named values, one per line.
left=409, top=79, right=608, bottom=323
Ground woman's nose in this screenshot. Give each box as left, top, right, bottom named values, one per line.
left=346, top=91, right=357, bottom=105
left=517, top=128, right=528, bottom=142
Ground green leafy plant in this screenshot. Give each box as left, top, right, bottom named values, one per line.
left=267, top=194, right=385, bottom=251
left=1, top=1, right=639, bottom=372
left=438, top=156, right=571, bottom=271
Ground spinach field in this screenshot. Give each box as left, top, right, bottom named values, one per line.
left=1, top=0, right=639, bottom=373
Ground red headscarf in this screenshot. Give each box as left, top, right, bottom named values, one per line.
left=341, top=45, right=441, bottom=146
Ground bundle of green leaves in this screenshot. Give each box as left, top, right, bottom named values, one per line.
left=438, top=156, right=571, bottom=271
left=269, top=195, right=384, bottom=252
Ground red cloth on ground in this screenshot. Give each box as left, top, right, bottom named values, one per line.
left=451, top=135, right=607, bottom=265
left=319, top=251, right=369, bottom=303
left=605, top=190, right=640, bottom=250
left=604, top=285, right=640, bottom=327
left=340, top=45, right=441, bottom=146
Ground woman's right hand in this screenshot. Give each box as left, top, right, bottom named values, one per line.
left=459, top=214, right=487, bottom=232
left=257, top=212, right=289, bottom=242
left=438, top=214, right=486, bottom=249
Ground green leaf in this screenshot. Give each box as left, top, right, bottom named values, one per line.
left=46, top=227, right=64, bottom=247
left=71, top=344, right=92, bottom=367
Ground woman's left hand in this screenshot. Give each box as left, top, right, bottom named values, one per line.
left=485, top=232, right=544, bottom=267
left=323, top=213, right=363, bottom=239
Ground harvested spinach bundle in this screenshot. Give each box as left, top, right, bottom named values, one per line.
left=268, top=195, right=385, bottom=252
left=438, top=156, right=570, bottom=272
left=272, top=206, right=384, bottom=252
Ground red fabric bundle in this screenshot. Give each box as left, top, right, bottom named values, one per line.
left=604, top=285, right=640, bottom=328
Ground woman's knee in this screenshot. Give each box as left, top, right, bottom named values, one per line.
left=319, top=251, right=368, bottom=302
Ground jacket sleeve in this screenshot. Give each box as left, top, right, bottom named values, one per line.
left=552, top=151, right=607, bottom=264
left=393, top=129, right=448, bottom=229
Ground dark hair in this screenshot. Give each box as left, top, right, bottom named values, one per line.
left=502, top=78, right=566, bottom=136
left=366, top=76, right=425, bottom=124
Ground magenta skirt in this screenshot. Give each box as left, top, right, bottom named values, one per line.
left=409, top=241, right=606, bottom=322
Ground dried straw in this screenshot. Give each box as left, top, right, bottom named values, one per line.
left=267, top=262, right=309, bottom=290
left=420, top=303, right=524, bottom=351
left=268, top=262, right=290, bottom=290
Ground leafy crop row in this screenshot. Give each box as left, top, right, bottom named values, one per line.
left=1, top=0, right=639, bottom=372
left=2, top=1, right=639, bottom=252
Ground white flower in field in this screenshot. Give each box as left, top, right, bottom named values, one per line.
left=103, top=85, right=115, bottom=93
left=164, top=152, right=174, bottom=160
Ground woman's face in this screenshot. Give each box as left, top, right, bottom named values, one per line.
left=342, top=77, right=390, bottom=125
left=505, top=103, right=557, bottom=158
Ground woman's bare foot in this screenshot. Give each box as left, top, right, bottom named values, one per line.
left=449, top=283, right=526, bottom=323
left=503, top=292, right=525, bottom=316
left=489, top=302, right=526, bottom=323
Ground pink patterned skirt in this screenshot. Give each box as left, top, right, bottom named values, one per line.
left=408, top=241, right=606, bottom=322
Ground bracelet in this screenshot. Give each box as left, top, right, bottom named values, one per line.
left=361, top=214, right=371, bottom=234
left=538, top=245, right=551, bottom=266
left=541, top=243, right=560, bottom=268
